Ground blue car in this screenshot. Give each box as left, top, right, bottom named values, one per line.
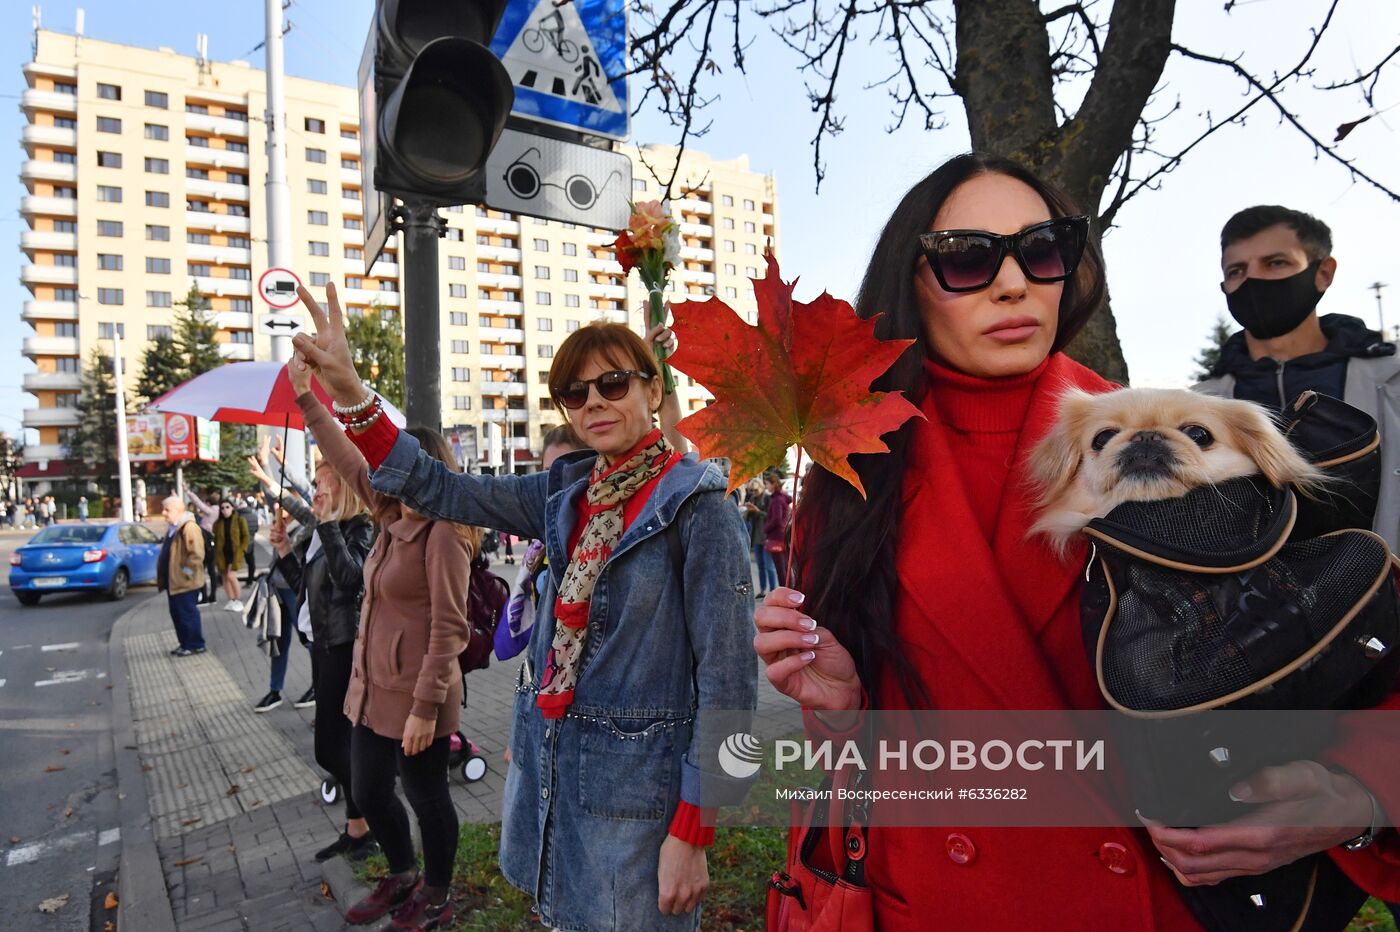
left=9, top=522, right=163, bottom=605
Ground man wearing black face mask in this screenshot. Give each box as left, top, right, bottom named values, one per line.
left=1196, top=204, right=1400, bottom=550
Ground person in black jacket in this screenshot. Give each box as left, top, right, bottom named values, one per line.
left=272, top=459, right=376, bottom=863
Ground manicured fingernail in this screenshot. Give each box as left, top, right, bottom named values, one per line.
left=788, top=591, right=805, bottom=605
left=1228, top=782, right=1251, bottom=802
left=801, top=633, right=819, bottom=645
left=799, top=617, right=817, bottom=631
left=1134, top=809, right=1146, bottom=823
left=800, top=651, right=816, bottom=662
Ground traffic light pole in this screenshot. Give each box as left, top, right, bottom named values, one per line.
left=399, top=201, right=445, bottom=431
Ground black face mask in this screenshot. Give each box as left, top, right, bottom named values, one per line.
left=1223, top=261, right=1324, bottom=340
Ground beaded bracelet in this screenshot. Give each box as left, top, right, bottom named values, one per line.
left=345, top=405, right=385, bottom=431
left=331, top=382, right=376, bottom=417
left=336, top=393, right=383, bottom=428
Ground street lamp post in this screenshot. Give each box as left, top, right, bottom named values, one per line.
left=110, top=329, right=133, bottom=523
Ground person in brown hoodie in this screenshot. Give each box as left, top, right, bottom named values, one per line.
left=290, top=362, right=476, bottom=931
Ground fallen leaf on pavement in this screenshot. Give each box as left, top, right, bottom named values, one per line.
left=320, top=881, right=332, bottom=900
left=37, top=894, right=69, bottom=913
left=44, top=765, right=64, bottom=773
left=226, top=784, right=240, bottom=796
left=62, top=807, right=73, bottom=818
left=104, top=891, right=118, bottom=910
left=59, top=748, right=70, bottom=755
left=240, top=765, right=256, bottom=774
left=172, top=857, right=202, bottom=867
left=180, top=817, right=201, bottom=826
left=227, top=844, right=236, bottom=854
left=177, top=783, right=187, bottom=789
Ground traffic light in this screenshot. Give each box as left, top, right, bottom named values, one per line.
left=366, top=0, right=514, bottom=203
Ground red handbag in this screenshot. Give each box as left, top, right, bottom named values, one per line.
left=766, top=769, right=874, bottom=931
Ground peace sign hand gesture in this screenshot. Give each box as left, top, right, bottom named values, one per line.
left=293, top=282, right=367, bottom=408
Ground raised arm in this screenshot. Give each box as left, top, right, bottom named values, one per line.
left=286, top=359, right=383, bottom=516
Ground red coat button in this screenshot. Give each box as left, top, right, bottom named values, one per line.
left=946, top=832, right=976, bottom=865
left=1098, top=842, right=1135, bottom=876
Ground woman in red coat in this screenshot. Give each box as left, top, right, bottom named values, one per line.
left=753, top=153, right=1398, bottom=930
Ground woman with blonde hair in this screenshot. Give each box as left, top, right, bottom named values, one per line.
left=287, top=358, right=477, bottom=929
left=271, top=454, right=375, bottom=864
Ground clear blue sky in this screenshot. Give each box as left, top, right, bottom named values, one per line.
left=3, top=0, right=1397, bottom=435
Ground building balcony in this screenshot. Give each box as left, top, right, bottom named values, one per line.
left=23, top=336, right=80, bottom=357
left=341, top=287, right=401, bottom=308
left=22, top=371, right=82, bottom=392
left=20, top=88, right=77, bottom=115
left=213, top=311, right=254, bottom=330
left=22, top=443, right=67, bottom=464
left=679, top=222, right=713, bottom=238
left=192, top=275, right=253, bottom=297
left=587, top=256, right=620, bottom=273
left=585, top=229, right=616, bottom=246
left=185, top=112, right=251, bottom=139
left=184, top=145, right=250, bottom=171
left=762, top=212, right=775, bottom=225
left=23, top=407, right=80, bottom=428
left=339, top=134, right=361, bottom=156
left=677, top=197, right=713, bottom=216
left=481, top=381, right=528, bottom=397
left=23, top=62, right=77, bottom=80
left=340, top=166, right=362, bottom=188
left=475, top=215, right=520, bottom=236
left=20, top=195, right=77, bottom=217
left=478, top=299, right=523, bottom=317
left=218, top=342, right=255, bottom=361
left=187, top=243, right=253, bottom=266
left=479, top=327, right=524, bottom=343
left=20, top=230, right=77, bottom=253
left=186, top=177, right=251, bottom=202
left=481, top=408, right=532, bottom=424
left=368, top=260, right=399, bottom=278
left=597, top=309, right=631, bottom=325
left=185, top=210, right=251, bottom=235
left=21, top=124, right=77, bottom=151
left=22, top=300, right=79, bottom=323
left=476, top=244, right=522, bottom=263
left=477, top=271, right=523, bottom=290
left=20, top=264, right=78, bottom=287
left=586, top=281, right=628, bottom=300
left=480, top=353, right=527, bottom=369
left=342, top=196, right=364, bottom=215
left=676, top=267, right=717, bottom=285
left=680, top=246, right=715, bottom=262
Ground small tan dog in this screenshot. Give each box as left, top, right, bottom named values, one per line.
left=1028, top=388, right=1325, bottom=556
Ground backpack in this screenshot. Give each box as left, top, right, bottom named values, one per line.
left=459, top=553, right=509, bottom=674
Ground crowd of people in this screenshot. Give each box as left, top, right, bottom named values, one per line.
left=134, top=149, right=1400, bottom=931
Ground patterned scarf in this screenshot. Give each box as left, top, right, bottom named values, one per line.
left=537, top=429, right=675, bottom=718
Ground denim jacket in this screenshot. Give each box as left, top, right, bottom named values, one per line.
left=371, top=434, right=758, bottom=932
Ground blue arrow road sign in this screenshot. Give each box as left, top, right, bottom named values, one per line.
left=492, top=0, right=629, bottom=140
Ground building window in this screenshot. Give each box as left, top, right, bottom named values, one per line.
left=449, top=284, right=469, bottom=298
left=53, top=220, right=76, bottom=233
left=147, top=291, right=173, bottom=308
left=224, top=109, right=249, bottom=122
left=564, top=294, right=580, bottom=308
left=341, top=158, right=358, bottom=170
left=345, top=246, right=364, bottom=260
left=144, top=157, right=169, bottom=174
left=449, top=256, right=466, bottom=271
left=145, top=191, right=170, bottom=208
left=307, top=210, right=328, bottom=225
left=187, top=232, right=211, bottom=244
left=477, top=262, right=491, bottom=273
left=721, top=195, right=734, bottom=207
left=537, top=319, right=553, bottom=332
left=229, top=298, right=252, bottom=311
left=227, top=236, right=250, bottom=248
left=97, top=288, right=124, bottom=305
left=308, top=241, right=330, bottom=257
left=565, top=319, right=581, bottom=331
left=310, top=272, right=331, bottom=287
left=53, top=254, right=77, bottom=267
left=744, top=199, right=756, bottom=210
left=187, top=135, right=209, bottom=147
left=453, top=396, right=472, bottom=410
left=188, top=263, right=211, bottom=276
left=227, top=204, right=249, bottom=217
left=97, top=254, right=123, bottom=271
left=97, top=151, right=122, bottom=168
left=451, top=368, right=471, bottom=381
left=723, top=263, right=736, bottom=275
left=345, top=276, right=363, bottom=289
left=145, top=257, right=171, bottom=274
left=305, top=148, right=327, bottom=163
left=53, top=151, right=76, bottom=164
left=445, top=228, right=463, bottom=241
left=341, top=128, right=358, bottom=139
left=449, top=312, right=469, bottom=326
left=562, top=269, right=578, bottom=283
left=342, top=188, right=361, bottom=201
left=344, top=218, right=362, bottom=231
left=229, top=267, right=252, bottom=280
left=478, top=289, right=492, bottom=301
left=745, top=266, right=758, bottom=277
left=52, top=322, right=78, bottom=337
left=54, top=116, right=76, bottom=128
left=146, top=325, right=174, bottom=342
left=744, top=221, right=756, bottom=233
left=97, top=322, right=126, bottom=338
left=379, top=281, right=398, bottom=292
left=96, top=117, right=122, bottom=134
left=144, top=90, right=168, bottom=109
left=226, top=140, right=249, bottom=153
left=722, top=218, right=735, bottom=229
left=305, top=117, right=325, bottom=133
left=534, top=266, right=550, bottom=280
left=724, top=286, right=738, bottom=298
left=55, top=357, right=80, bottom=373
left=145, top=224, right=168, bottom=241
left=745, top=243, right=758, bottom=254
left=308, top=179, right=327, bottom=194
left=54, top=186, right=76, bottom=198
left=562, top=243, right=577, bottom=256
left=451, top=340, right=470, bottom=354
left=538, top=345, right=554, bottom=358
left=185, top=101, right=208, bottom=114
left=533, top=239, right=548, bottom=251
left=55, top=287, right=77, bottom=300
left=97, top=83, right=121, bottom=101
left=228, top=330, right=253, bottom=344
left=186, top=167, right=209, bottom=180
left=632, top=178, right=647, bottom=191
left=722, top=240, right=735, bottom=253
left=533, top=217, right=549, bottom=226
left=144, top=123, right=169, bottom=141
left=54, top=82, right=76, bottom=95
left=536, top=292, right=551, bottom=306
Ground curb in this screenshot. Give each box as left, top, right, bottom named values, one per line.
left=108, top=595, right=178, bottom=932
left=322, top=857, right=392, bottom=931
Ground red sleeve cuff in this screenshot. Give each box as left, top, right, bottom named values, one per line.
left=668, top=802, right=717, bottom=847
left=348, top=413, right=399, bottom=470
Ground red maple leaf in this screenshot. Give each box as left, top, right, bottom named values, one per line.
left=668, top=251, right=921, bottom=497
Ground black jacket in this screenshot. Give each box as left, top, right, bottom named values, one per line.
left=275, top=514, right=374, bottom=648
left=1210, top=313, right=1394, bottom=411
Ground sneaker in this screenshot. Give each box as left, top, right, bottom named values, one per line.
left=345, top=872, right=418, bottom=925
left=314, top=830, right=377, bottom=863
left=253, top=691, right=283, bottom=713
left=169, top=646, right=189, bottom=656
left=223, top=599, right=244, bottom=612
left=391, top=886, right=454, bottom=930
left=293, top=686, right=316, bottom=709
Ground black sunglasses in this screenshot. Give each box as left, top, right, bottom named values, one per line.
left=555, top=369, right=653, bottom=410
left=918, top=216, right=1089, bottom=293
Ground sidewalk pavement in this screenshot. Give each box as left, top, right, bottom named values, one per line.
left=115, top=548, right=791, bottom=930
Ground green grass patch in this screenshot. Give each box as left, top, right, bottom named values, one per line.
left=1352, top=899, right=1399, bottom=932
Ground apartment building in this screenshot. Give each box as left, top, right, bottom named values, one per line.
left=19, top=29, right=779, bottom=470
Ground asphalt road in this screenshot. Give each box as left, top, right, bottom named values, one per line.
left=0, top=526, right=160, bottom=931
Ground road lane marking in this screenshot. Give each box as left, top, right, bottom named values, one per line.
left=34, top=669, right=101, bottom=687
left=98, top=828, right=120, bottom=847
left=5, top=830, right=94, bottom=867
left=41, top=643, right=80, bottom=653
left=0, top=679, right=5, bottom=688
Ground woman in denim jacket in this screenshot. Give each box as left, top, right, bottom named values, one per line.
left=291, top=284, right=758, bottom=932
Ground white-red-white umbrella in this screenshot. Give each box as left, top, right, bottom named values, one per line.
left=147, top=361, right=405, bottom=429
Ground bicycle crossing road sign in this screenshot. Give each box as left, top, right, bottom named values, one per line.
left=483, top=127, right=632, bottom=229
left=491, top=0, right=629, bottom=140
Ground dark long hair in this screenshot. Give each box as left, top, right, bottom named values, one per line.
left=404, top=425, right=483, bottom=554
left=793, top=152, right=1107, bottom=707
